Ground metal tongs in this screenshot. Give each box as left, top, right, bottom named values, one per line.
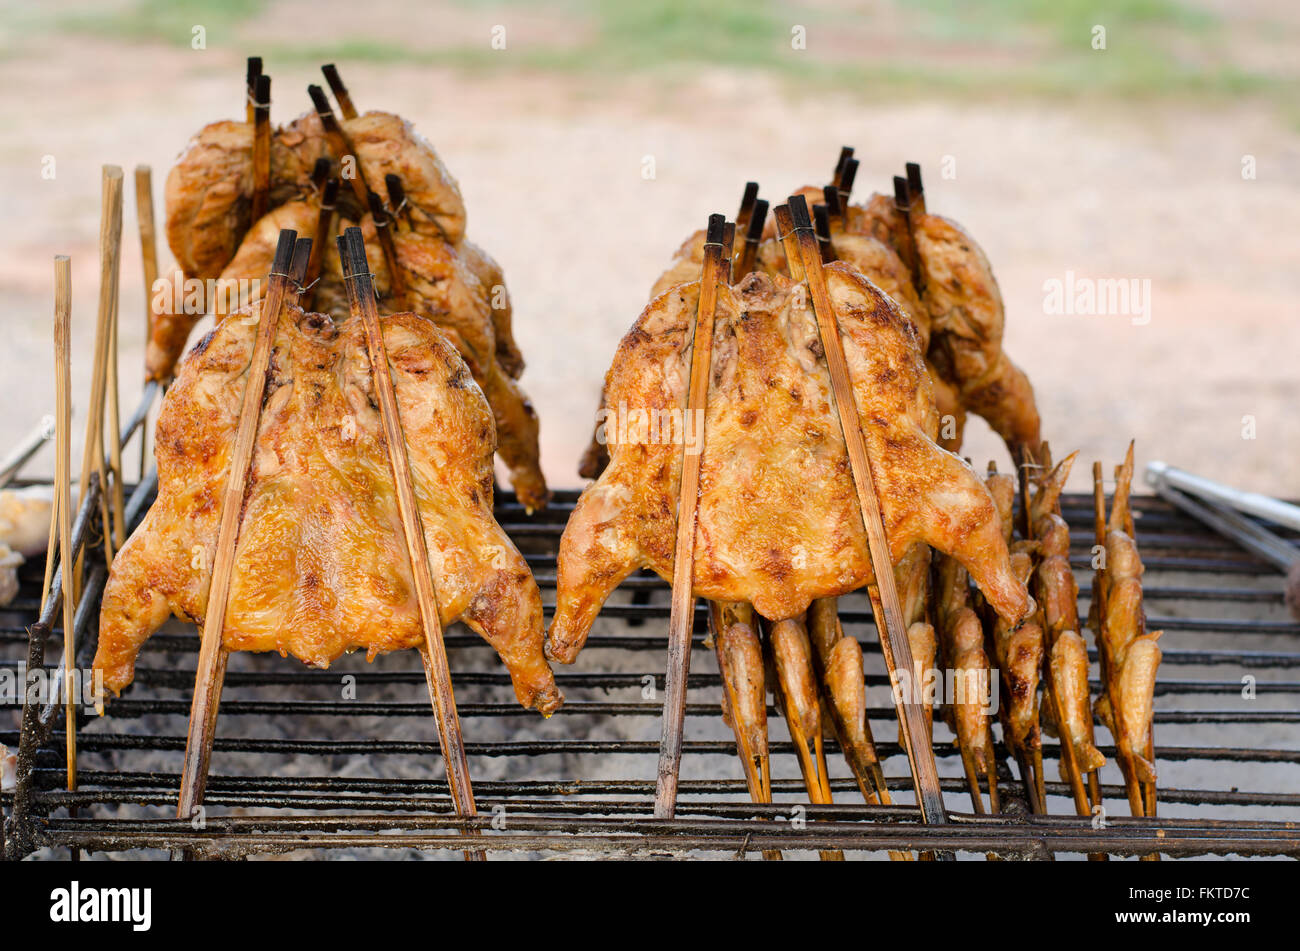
left=1145, top=461, right=1300, bottom=620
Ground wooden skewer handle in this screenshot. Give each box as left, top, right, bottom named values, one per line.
left=176, top=230, right=298, bottom=819
left=654, top=216, right=726, bottom=819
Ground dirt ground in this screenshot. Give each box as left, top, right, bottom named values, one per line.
left=0, top=23, right=1297, bottom=501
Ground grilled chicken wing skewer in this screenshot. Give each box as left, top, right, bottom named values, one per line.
left=1094, top=443, right=1161, bottom=785
left=550, top=268, right=1030, bottom=663
left=94, top=297, right=561, bottom=715
left=1030, top=449, right=1105, bottom=775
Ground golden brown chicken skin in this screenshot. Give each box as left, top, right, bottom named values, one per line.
left=94, top=298, right=561, bottom=715
left=549, top=267, right=1030, bottom=663
left=912, top=212, right=1041, bottom=458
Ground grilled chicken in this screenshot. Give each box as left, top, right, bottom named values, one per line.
left=1094, top=443, right=1160, bottom=782
left=549, top=267, right=1031, bottom=663
left=1027, top=449, right=1104, bottom=773
left=912, top=212, right=1041, bottom=458
left=933, top=550, right=995, bottom=771
left=807, top=598, right=875, bottom=767
left=164, top=113, right=330, bottom=283
left=197, top=201, right=548, bottom=511
left=1051, top=630, right=1106, bottom=772
left=154, top=109, right=469, bottom=382
left=770, top=616, right=821, bottom=742
left=712, top=601, right=767, bottom=759
left=94, top=297, right=561, bottom=715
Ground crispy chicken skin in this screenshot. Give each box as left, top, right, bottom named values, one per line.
left=164, top=114, right=330, bottom=283
left=912, top=212, right=1041, bottom=457
left=199, top=206, right=548, bottom=512
left=456, top=238, right=525, bottom=379
left=549, top=267, right=1030, bottom=662
left=325, top=221, right=548, bottom=511
left=992, top=551, right=1043, bottom=749
left=344, top=111, right=466, bottom=245
left=155, top=110, right=468, bottom=382
left=94, top=299, right=561, bottom=715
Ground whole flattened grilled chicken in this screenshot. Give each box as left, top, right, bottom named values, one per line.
left=93, top=297, right=562, bottom=716
left=548, top=266, right=1031, bottom=663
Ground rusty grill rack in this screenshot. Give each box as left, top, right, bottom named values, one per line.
left=3, top=425, right=1300, bottom=858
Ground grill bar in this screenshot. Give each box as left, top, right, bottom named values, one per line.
left=4, top=443, right=1297, bottom=859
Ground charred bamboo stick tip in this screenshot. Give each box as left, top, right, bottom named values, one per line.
left=269, top=229, right=299, bottom=277
left=893, top=175, right=911, bottom=210
left=704, top=212, right=726, bottom=245
left=787, top=193, right=813, bottom=231
left=289, top=238, right=313, bottom=285
left=254, top=74, right=270, bottom=113
left=841, top=158, right=859, bottom=187
left=906, top=161, right=923, bottom=196
left=746, top=198, right=769, bottom=242
left=307, top=83, right=334, bottom=117
left=834, top=146, right=855, bottom=184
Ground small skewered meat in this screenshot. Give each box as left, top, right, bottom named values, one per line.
left=933, top=554, right=995, bottom=773
left=1029, top=449, right=1105, bottom=773
left=94, top=296, right=562, bottom=715
left=808, top=599, right=875, bottom=772
left=1093, top=444, right=1161, bottom=782
left=549, top=267, right=1031, bottom=663
left=1051, top=631, right=1105, bottom=772
left=770, top=616, right=820, bottom=742
left=712, top=602, right=767, bottom=760
left=980, top=465, right=1044, bottom=750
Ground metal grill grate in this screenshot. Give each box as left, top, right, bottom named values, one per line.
left=4, top=462, right=1299, bottom=859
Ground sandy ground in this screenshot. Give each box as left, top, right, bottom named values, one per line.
left=0, top=37, right=1297, bottom=499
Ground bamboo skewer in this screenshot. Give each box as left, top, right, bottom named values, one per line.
left=905, top=162, right=927, bottom=216
left=77, top=166, right=125, bottom=599
left=1092, top=461, right=1146, bottom=820
left=304, top=178, right=338, bottom=307
left=308, top=85, right=369, bottom=208
left=784, top=195, right=948, bottom=829
left=245, top=57, right=261, bottom=125
left=105, top=196, right=126, bottom=553
left=175, top=231, right=298, bottom=820
left=251, top=74, right=271, bottom=222
left=133, top=165, right=158, bottom=479
left=836, top=158, right=858, bottom=218
left=53, top=257, right=77, bottom=795
left=735, top=198, right=768, bottom=280
left=339, top=227, right=481, bottom=859
left=366, top=191, right=405, bottom=302
left=733, top=181, right=759, bottom=273
left=653, top=214, right=726, bottom=819
left=321, top=64, right=358, bottom=120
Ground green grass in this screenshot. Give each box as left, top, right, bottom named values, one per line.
left=27, top=0, right=1299, bottom=112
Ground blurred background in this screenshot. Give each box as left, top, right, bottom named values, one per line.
left=1, top=0, right=1297, bottom=494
